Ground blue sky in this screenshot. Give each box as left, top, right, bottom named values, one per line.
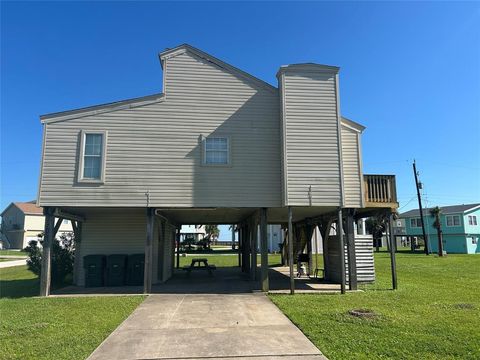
left=1, top=2, right=479, bottom=238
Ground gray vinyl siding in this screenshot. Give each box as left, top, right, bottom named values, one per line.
left=39, top=51, right=281, bottom=208
left=325, top=234, right=375, bottom=283
left=76, top=209, right=146, bottom=286
left=76, top=208, right=175, bottom=286
left=279, top=70, right=341, bottom=206
left=341, top=125, right=363, bottom=208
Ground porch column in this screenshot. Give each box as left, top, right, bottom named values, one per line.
left=72, top=220, right=83, bottom=286
left=288, top=206, right=295, bottom=295
left=40, top=207, right=55, bottom=297
left=338, top=208, right=346, bottom=294
left=176, top=227, right=181, bottom=269
left=231, top=224, right=236, bottom=250
left=260, top=208, right=269, bottom=292
left=144, top=207, right=154, bottom=294
left=388, top=213, right=398, bottom=290
left=346, top=209, right=358, bottom=291
left=305, top=221, right=314, bottom=276
left=250, top=218, right=258, bottom=281
left=237, top=225, right=242, bottom=268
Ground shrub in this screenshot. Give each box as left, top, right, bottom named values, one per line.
left=24, top=232, right=75, bottom=286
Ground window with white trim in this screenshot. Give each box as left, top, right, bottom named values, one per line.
left=446, top=215, right=460, bottom=227
left=410, top=218, right=422, bottom=228
left=78, top=131, right=106, bottom=182
left=204, top=137, right=229, bottom=165
left=468, top=215, right=477, bottom=226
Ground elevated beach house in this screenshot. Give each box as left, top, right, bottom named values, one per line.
left=401, top=203, right=480, bottom=254
left=37, top=44, right=398, bottom=296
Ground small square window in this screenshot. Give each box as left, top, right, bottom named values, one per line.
left=204, top=137, right=230, bottom=165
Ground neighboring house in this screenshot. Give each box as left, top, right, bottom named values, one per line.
left=180, top=225, right=205, bottom=242
left=400, top=203, right=480, bottom=254
left=37, top=44, right=398, bottom=295
left=0, top=201, right=73, bottom=249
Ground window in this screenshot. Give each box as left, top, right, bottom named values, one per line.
left=204, top=137, right=229, bottom=165
left=468, top=215, right=477, bottom=226
left=446, top=215, right=460, bottom=227
left=410, top=218, right=422, bottom=228
left=78, top=131, right=106, bottom=182
left=63, top=219, right=69, bottom=225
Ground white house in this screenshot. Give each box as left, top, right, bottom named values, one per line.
left=1, top=201, right=73, bottom=249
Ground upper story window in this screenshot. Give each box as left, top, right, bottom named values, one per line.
left=410, top=218, right=422, bottom=228
left=468, top=215, right=477, bottom=226
left=204, top=136, right=230, bottom=165
left=446, top=215, right=460, bottom=227
left=78, top=131, right=107, bottom=183
left=63, top=219, right=69, bottom=225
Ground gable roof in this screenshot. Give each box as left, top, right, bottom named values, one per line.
left=341, top=116, right=366, bottom=133
left=159, top=44, right=277, bottom=94
left=40, top=93, right=165, bottom=123
left=1, top=201, right=43, bottom=217
left=400, top=203, right=480, bottom=218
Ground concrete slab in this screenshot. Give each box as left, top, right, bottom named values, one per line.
left=87, top=293, right=327, bottom=360
left=0, top=259, right=27, bottom=269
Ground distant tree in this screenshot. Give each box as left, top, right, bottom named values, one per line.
left=201, top=225, right=220, bottom=250
left=365, top=215, right=388, bottom=252
left=430, top=206, right=444, bottom=256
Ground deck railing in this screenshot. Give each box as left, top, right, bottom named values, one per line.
left=363, top=174, right=397, bottom=205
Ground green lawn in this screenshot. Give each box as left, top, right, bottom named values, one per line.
left=0, top=250, right=27, bottom=256
left=0, top=266, right=144, bottom=360
left=178, top=253, right=282, bottom=267
left=270, top=253, right=480, bottom=360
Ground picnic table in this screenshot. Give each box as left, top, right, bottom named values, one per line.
left=182, top=258, right=216, bottom=276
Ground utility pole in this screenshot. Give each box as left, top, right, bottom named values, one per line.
left=413, top=160, right=429, bottom=255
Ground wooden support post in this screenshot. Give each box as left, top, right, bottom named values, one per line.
left=338, top=208, right=346, bottom=294
left=144, top=207, right=154, bottom=294
left=321, top=219, right=332, bottom=280
left=72, top=220, right=83, bottom=286
left=346, top=210, right=358, bottom=291
left=305, top=221, right=314, bottom=276
left=40, top=207, right=55, bottom=297
left=260, top=208, right=269, bottom=292
left=288, top=206, right=295, bottom=295
left=231, top=224, right=236, bottom=250
left=388, top=213, right=398, bottom=290
left=176, top=228, right=180, bottom=269
left=238, top=226, right=242, bottom=268
left=250, top=218, right=258, bottom=281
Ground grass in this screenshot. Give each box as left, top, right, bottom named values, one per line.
left=270, top=253, right=480, bottom=360
left=0, top=266, right=144, bottom=360
left=0, top=250, right=27, bottom=257
left=178, top=253, right=282, bottom=267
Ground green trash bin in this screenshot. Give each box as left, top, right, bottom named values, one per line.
left=83, top=255, right=105, bottom=287
left=126, top=254, right=145, bottom=286
left=106, top=254, right=127, bottom=286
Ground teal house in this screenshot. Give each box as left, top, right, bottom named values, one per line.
left=400, top=203, right=480, bottom=254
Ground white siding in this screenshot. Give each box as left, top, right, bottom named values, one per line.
left=39, top=50, right=281, bottom=208
left=341, top=125, right=363, bottom=208
left=279, top=69, right=341, bottom=206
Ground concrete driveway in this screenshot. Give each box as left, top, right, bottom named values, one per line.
left=87, top=293, right=326, bottom=360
